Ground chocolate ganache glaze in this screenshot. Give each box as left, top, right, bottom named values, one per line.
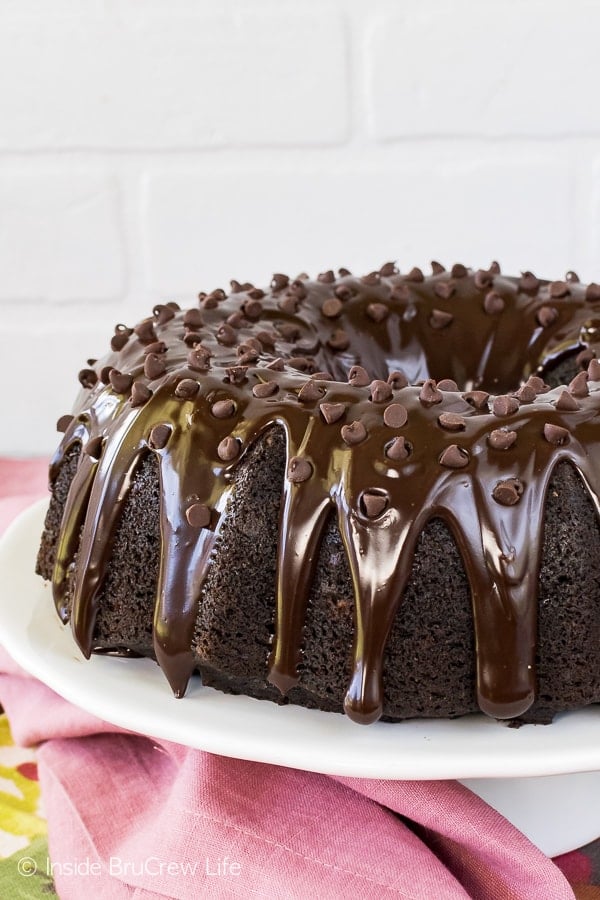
left=39, top=261, right=600, bottom=725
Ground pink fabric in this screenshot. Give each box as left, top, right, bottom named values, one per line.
left=0, top=459, right=575, bottom=899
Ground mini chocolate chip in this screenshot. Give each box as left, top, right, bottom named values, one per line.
left=338, top=267, right=351, bottom=276
left=224, top=366, right=248, bottom=385
left=430, top=309, right=454, bottom=329
left=216, top=323, right=237, bottom=346
left=238, top=350, right=260, bottom=366
left=379, top=261, right=398, bottom=277
left=144, top=340, right=167, bottom=355
left=183, top=331, right=204, bottom=347
left=543, top=423, right=569, bottom=445
left=549, top=281, right=570, bottom=299
left=78, top=368, right=98, bottom=389
left=489, top=261, right=501, bottom=274
left=243, top=299, right=263, bottom=319
left=566, top=270, right=580, bottom=283
left=266, top=357, right=285, bottom=371
left=217, top=436, right=240, bottom=461
left=188, top=347, right=211, bottom=371
left=526, top=375, right=550, bottom=394
left=287, top=456, right=313, bottom=483
left=252, top=380, right=279, bottom=398
left=277, top=322, right=301, bottom=342
left=463, top=390, right=490, bottom=410
left=130, top=382, right=152, bottom=407
left=419, top=379, right=443, bottom=405
left=370, top=380, right=393, bottom=403
left=555, top=389, right=581, bottom=411
left=484, top=291, right=505, bottom=315
left=568, top=371, right=589, bottom=397
left=144, top=354, right=167, bottom=380
left=390, top=283, right=410, bottom=302
left=134, top=319, right=158, bottom=345
left=431, top=260, right=446, bottom=274
left=279, top=295, right=300, bottom=315
left=576, top=348, right=595, bottom=368
left=255, top=330, right=276, bottom=351
left=493, top=478, right=524, bottom=506
left=320, top=402, right=346, bottom=424
left=366, top=302, right=389, bottom=323
left=298, top=381, right=325, bottom=402
left=348, top=365, right=371, bottom=387
left=383, top=403, right=408, bottom=428
left=229, top=279, right=244, bottom=293
left=174, top=378, right=199, bottom=399
left=387, top=370, right=409, bottom=389
left=519, top=272, right=539, bottom=294
left=361, top=271, right=381, bottom=286
left=327, top=329, right=350, bottom=351
left=111, top=327, right=132, bottom=352
left=56, top=414, right=74, bottom=433
left=514, top=384, right=536, bottom=403
left=318, top=270, right=335, bottom=284
left=100, top=365, right=114, bottom=385
left=312, top=371, right=333, bottom=380
left=488, top=428, right=517, bottom=450
left=439, top=444, right=469, bottom=469
left=385, top=436, right=410, bottom=460
left=474, top=269, right=493, bottom=290
left=405, top=266, right=424, bottom=283
left=248, top=288, right=265, bottom=300
left=153, top=304, right=176, bottom=325
left=287, top=356, right=313, bottom=372
left=536, top=306, right=559, bottom=328
left=148, top=424, right=171, bottom=450
left=588, top=358, right=600, bottom=380
left=183, top=308, right=203, bottom=329
left=438, top=412, right=466, bottom=431
left=586, top=282, right=600, bottom=301
left=226, top=311, right=244, bottom=329
left=360, top=490, right=388, bottom=519
left=451, top=263, right=468, bottom=278
left=109, top=370, right=133, bottom=394
left=493, top=395, right=520, bottom=417
left=211, top=399, right=236, bottom=419
left=437, top=378, right=459, bottom=392
left=84, top=436, right=103, bottom=460
left=334, top=284, right=354, bottom=301
left=341, top=420, right=367, bottom=445
left=288, top=279, right=307, bottom=299
left=434, top=281, right=456, bottom=300
left=186, top=503, right=211, bottom=528
left=271, top=273, right=289, bottom=292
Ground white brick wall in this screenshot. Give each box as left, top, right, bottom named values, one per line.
left=1, top=0, right=600, bottom=454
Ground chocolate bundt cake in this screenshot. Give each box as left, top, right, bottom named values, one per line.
left=37, top=262, right=600, bottom=725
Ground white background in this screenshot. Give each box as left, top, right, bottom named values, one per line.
left=2, top=0, right=600, bottom=454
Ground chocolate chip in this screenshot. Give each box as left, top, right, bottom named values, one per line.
left=379, top=261, right=398, bottom=277
left=287, top=356, right=313, bottom=372
left=405, top=266, right=424, bottom=283
left=566, top=270, right=580, bottom=283
left=438, top=412, right=466, bottom=431
left=279, top=297, right=299, bottom=316
left=489, top=261, right=501, bottom=274
left=238, top=350, right=260, bottom=366
left=390, top=283, right=410, bottom=302
left=568, top=371, right=589, bottom=397
left=187, top=347, right=211, bottom=371
left=148, top=424, right=171, bottom=450
left=338, top=267, right=352, bottom=276
left=430, top=309, right=454, bottom=329
left=109, top=370, right=133, bottom=394
left=334, top=284, right=354, bottom=301
left=576, top=348, right=595, bottom=368
left=111, top=325, right=132, bottom=352
left=549, top=281, right=570, bottom=299
left=144, top=354, right=167, bottom=380
left=84, top=436, right=103, bottom=460
left=492, top=478, right=524, bottom=506
left=536, top=306, right=559, bottom=328
left=312, top=371, right=333, bottom=380
left=474, top=269, right=493, bottom=290
left=100, top=365, right=114, bottom=385
left=526, top=375, right=550, bottom=394
left=543, top=423, right=569, bottom=445
left=327, top=329, right=350, bottom=352
left=488, top=428, right=517, bottom=450
left=318, top=270, right=335, bottom=283
left=419, top=379, right=443, bottom=405
left=134, top=319, right=158, bottom=345
left=348, top=365, right=370, bottom=387
left=78, top=368, right=98, bottom=389
left=224, top=366, right=248, bottom=385
left=252, top=380, right=279, bottom=398
left=431, top=260, right=446, bottom=275
left=217, top=436, right=240, bottom=461
left=266, top=357, right=285, bottom=371
left=483, top=291, right=505, bottom=315
left=439, top=444, right=469, bottom=469
left=341, top=420, right=367, bottom=445
left=287, top=456, right=313, bottom=483
left=513, top=384, right=536, bottom=403
left=320, top=402, right=346, bottom=424
left=366, top=302, right=389, bottom=323
left=144, top=340, right=167, bottom=355
left=437, top=378, right=459, bottom=392
left=586, top=282, right=600, bottom=301
left=255, top=330, right=276, bottom=351
left=229, top=279, right=244, bottom=294
left=361, top=271, right=381, bottom=286
left=130, top=383, right=152, bottom=407
left=298, top=381, right=325, bottom=402
left=216, top=323, right=237, bottom=346
left=56, top=414, right=74, bottom=433
left=288, top=279, right=307, bottom=300
left=383, top=403, right=408, bottom=428
left=451, top=263, right=468, bottom=278
left=186, top=503, right=211, bottom=528
left=370, top=380, right=393, bottom=403
left=385, top=436, right=410, bottom=460
left=588, top=358, right=600, bottom=380
left=226, top=311, right=244, bottom=329
left=387, top=370, right=409, bottom=389
left=519, top=272, right=539, bottom=294
left=211, top=399, right=236, bottom=419
left=277, top=322, right=301, bottom=342
left=360, top=490, right=388, bottom=518
left=294, top=337, right=320, bottom=355
left=153, top=304, right=176, bottom=325
left=434, top=280, right=456, bottom=300
left=174, top=378, right=199, bottom=399
left=183, top=308, right=203, bottom=329
left=243, top=299, right=263, bottom=320
left=463, top=390, right=489, bottom=410
left=248, top=287, right=265, bottom=300
left=271, top=273, right=289, bottom=292
left=555, top=389, right=581, bottom=411
left=493, top=395, right=520, bottom=417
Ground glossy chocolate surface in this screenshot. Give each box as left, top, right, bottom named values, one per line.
left=49, top=263, right=600, bottom=723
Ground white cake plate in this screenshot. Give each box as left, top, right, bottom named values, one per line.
left=2, top=500, right=600, bottom=856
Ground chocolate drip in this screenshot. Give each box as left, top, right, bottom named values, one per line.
left=48, top=265, right=600, bottom=724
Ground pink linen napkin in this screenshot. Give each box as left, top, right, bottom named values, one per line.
left=0, top=459, right=576, bottom=899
